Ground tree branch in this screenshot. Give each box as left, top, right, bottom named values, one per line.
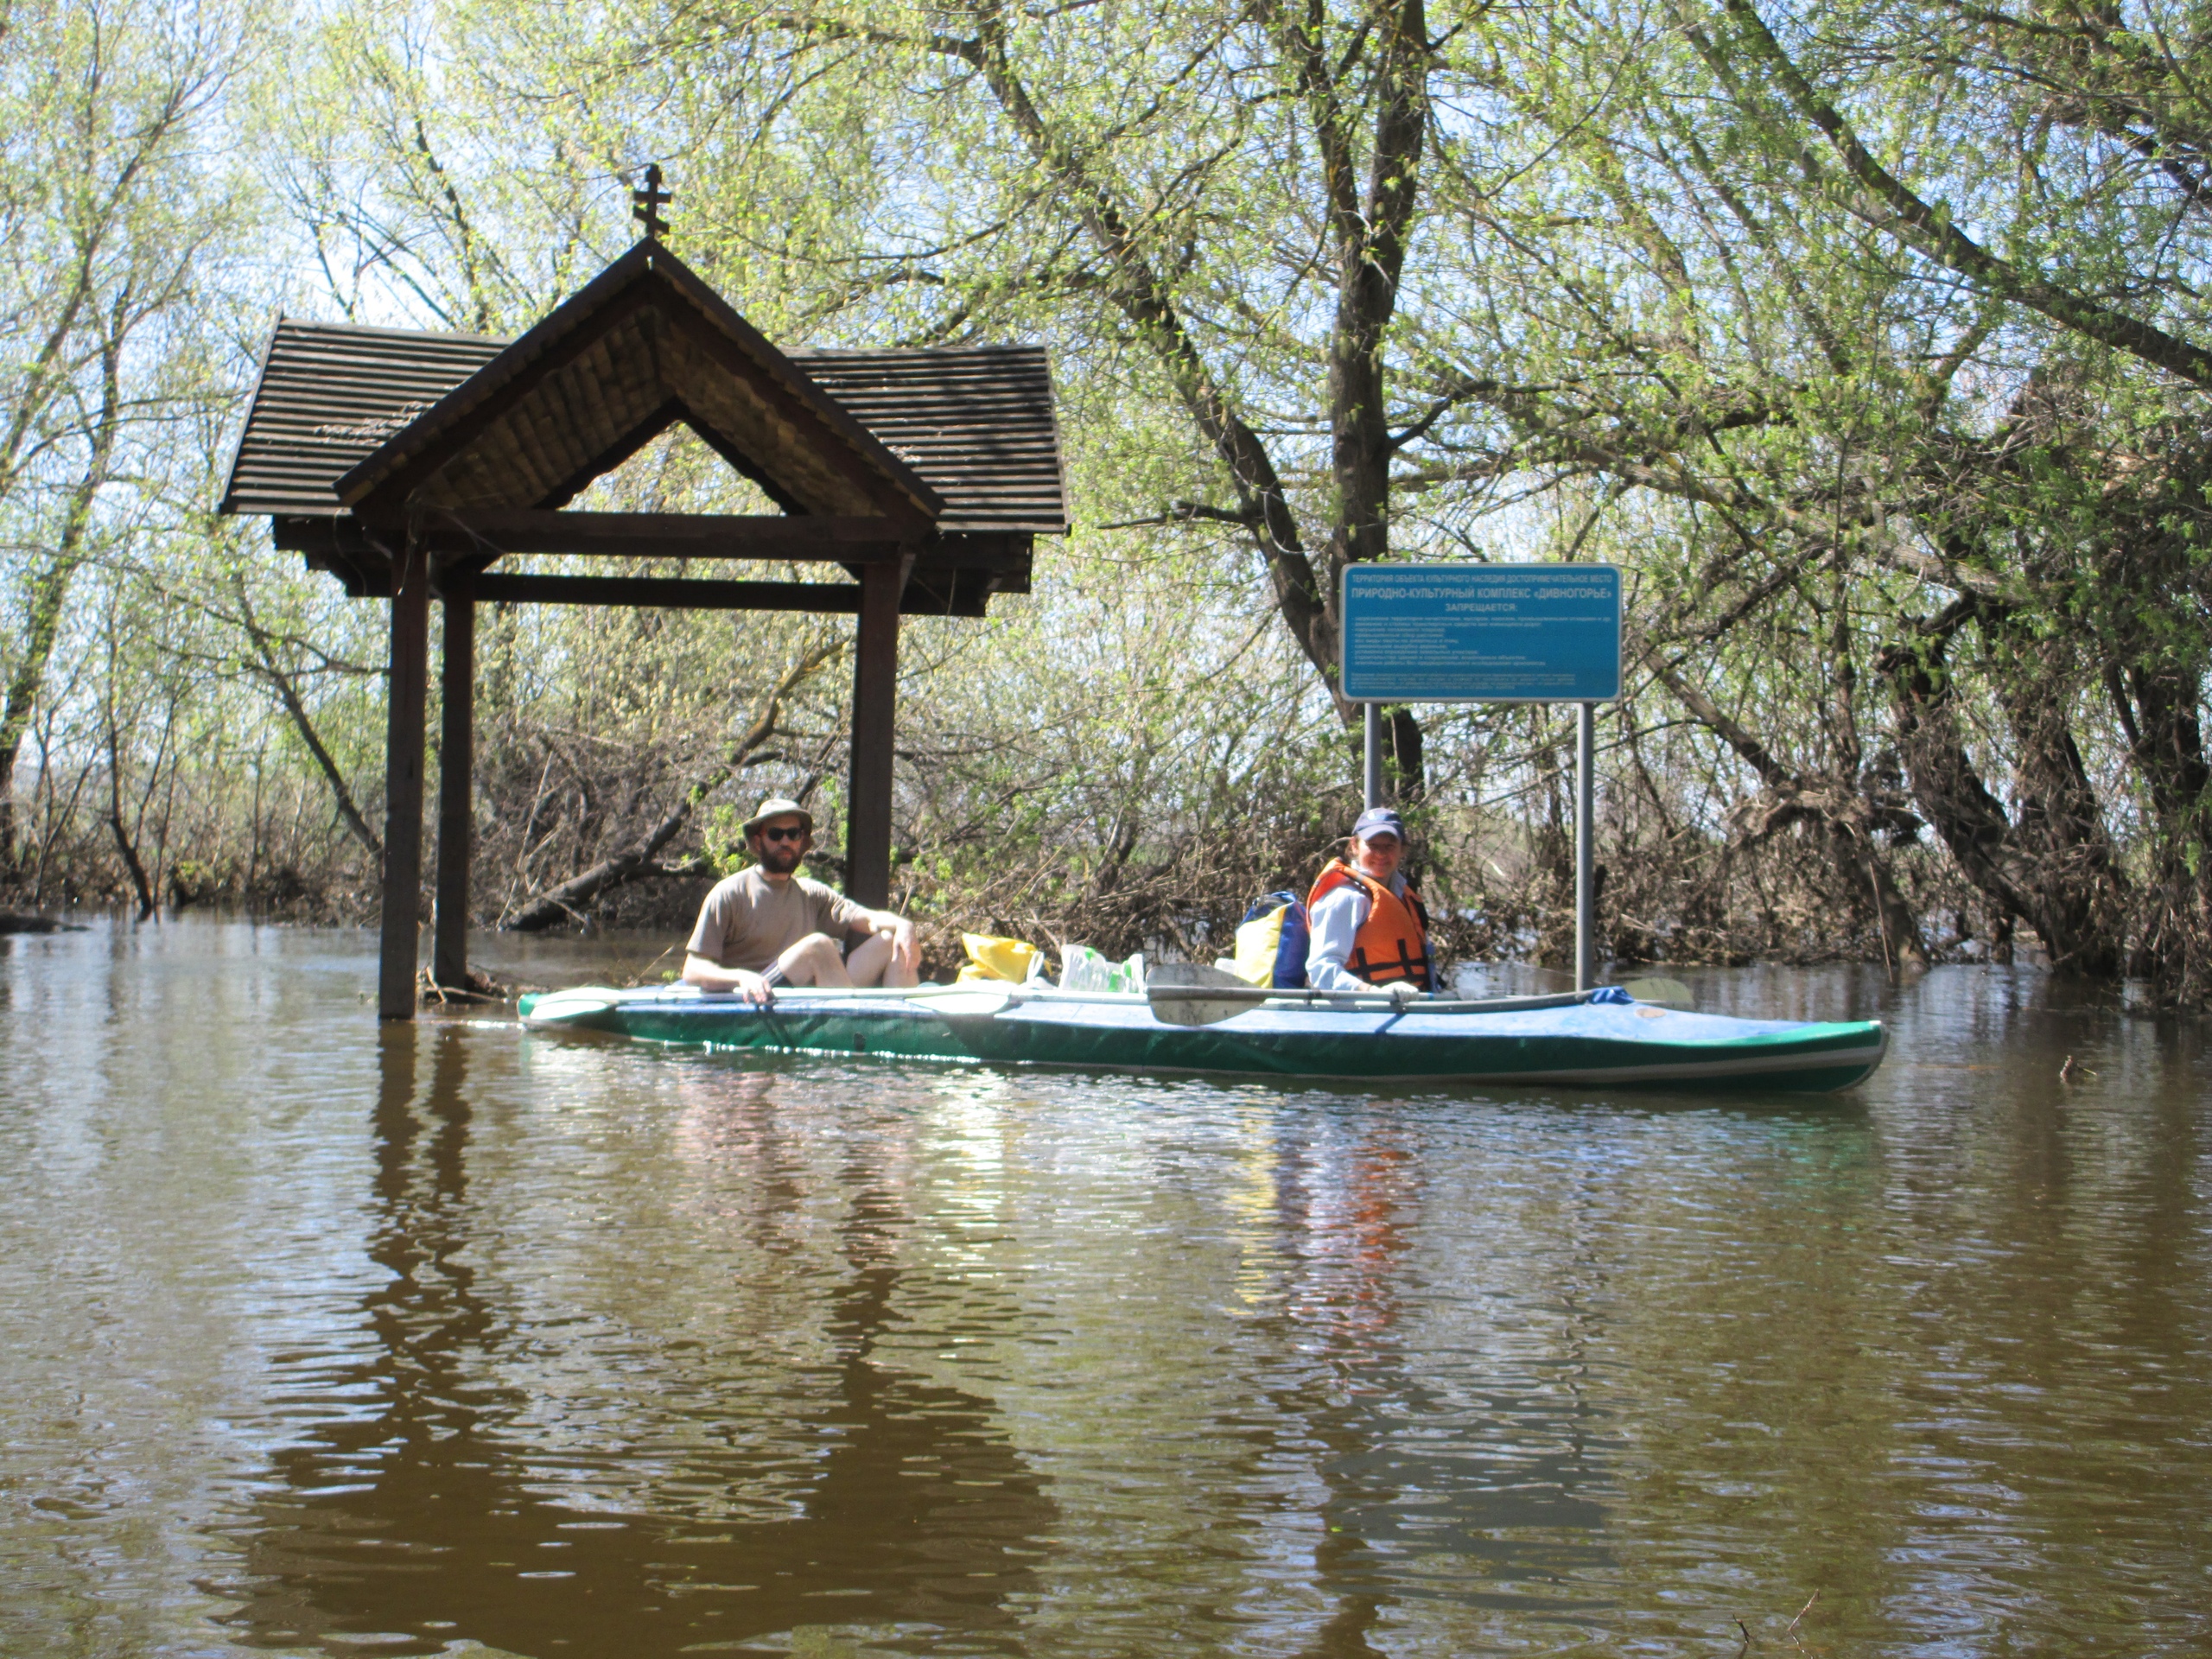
left=505, top=635, right=848, bottom=931
left=1715, top=0, right=2212, bottom=385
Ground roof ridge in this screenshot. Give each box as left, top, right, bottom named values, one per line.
left=798, top=342, right=1046, bottom=356
left=276, top=315, right=512, bottom=346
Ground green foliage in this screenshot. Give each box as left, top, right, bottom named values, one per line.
left=6, top=0, right=2212, bottom=999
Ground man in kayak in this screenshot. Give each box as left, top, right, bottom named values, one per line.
left=682, top=798, right=920, bottom=1003
left=1305, top=805, right=1437, bottom=999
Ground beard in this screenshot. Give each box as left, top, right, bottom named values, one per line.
left=754, top=842, right=804, bottom=875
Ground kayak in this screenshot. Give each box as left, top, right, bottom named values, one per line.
left=516, top=982, right=1887, bottom=1093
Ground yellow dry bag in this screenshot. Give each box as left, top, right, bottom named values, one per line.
left=956, top=932, right=1046, bottom=985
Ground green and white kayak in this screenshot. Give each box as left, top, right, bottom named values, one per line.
left=516, top=982, right=1887, bottom=1093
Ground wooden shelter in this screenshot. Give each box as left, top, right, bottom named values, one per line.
left=220, top=233, right=1067, bottom=1019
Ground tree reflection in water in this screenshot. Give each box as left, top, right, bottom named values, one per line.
left=218, top=1025, right=1054, bottom=1656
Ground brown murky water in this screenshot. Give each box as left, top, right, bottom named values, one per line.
left=2, top=916, right=2207, bottom=1656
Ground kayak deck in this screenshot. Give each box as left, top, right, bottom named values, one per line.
left=516, top=984, right=1887, bottom=1093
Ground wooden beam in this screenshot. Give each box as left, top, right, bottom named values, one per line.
left=413, top=507, right=906, bottom=561
left=379, top=534, right=430, bottom=1020
left=676, top=402, right=810, bottom=516
left=844, top=551, right=912, bottom=909
left=432, top=575, right=474, bottom=988
left=278, top=514, right=1036, bottom=578
left=469, top=572, right=986, bottom=616
left=532, top=397, right=689, bottom=513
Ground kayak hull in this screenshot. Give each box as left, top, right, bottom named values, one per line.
left=516, top=986, right=1887, bottom=1093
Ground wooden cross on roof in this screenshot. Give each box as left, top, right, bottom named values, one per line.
left=632, top=164, right=671, bottom=241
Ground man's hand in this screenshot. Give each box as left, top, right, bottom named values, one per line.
left=683, top=952, right=775, bottom=1002
left=1384, top=980, right=1422, bottom=1003
left=867, top=912, right=919, bottom=976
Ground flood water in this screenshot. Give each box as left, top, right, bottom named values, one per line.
left=3, top=917, right=2207, bottom=1657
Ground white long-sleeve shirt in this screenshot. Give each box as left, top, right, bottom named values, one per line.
left=1305, top=874, right=1407, bottom=991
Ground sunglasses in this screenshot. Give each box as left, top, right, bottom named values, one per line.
left=755, top=824, right=808, bottom=843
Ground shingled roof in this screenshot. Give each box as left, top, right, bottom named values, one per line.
left=220, top=317, right=1069, bottom=537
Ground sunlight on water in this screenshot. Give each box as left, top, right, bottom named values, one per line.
left=2, top=917, right=2207, bottom=1656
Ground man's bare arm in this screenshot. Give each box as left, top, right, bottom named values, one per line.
left=682, top=952, right=773, bottom=1003
left=851, top=908, right=919, bottom=973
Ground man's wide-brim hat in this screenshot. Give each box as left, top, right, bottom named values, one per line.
left=742, top=798, right=814, bottom=836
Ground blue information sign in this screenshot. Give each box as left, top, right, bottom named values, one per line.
left=1341, top=563, right=1622, bottom=702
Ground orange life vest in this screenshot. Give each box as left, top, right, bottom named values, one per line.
left=1306, top=859, right=1436, bottom=990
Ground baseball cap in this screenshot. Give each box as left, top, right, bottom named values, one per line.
left=1352, top=806, right=1408, bottom=842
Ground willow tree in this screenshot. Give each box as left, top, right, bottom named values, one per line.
left=607, top=0, right=1951, bottom=940
left=0, top=0, right=238, bottom=877
left=1335, top=0, right=2212, bottom=995
left=597, top=0, right=1522, bottom=795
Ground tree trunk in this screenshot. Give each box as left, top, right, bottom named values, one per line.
left=232, top=576, right=384, bottom=862
left=2107, top=658, right=2212, bottom=999
left=1880, top=620, right=2126, bottom=976
left=941, top=3, right=1434, bottom=793
left=0, top=390, right=118, bottom=873
left=105, top=719, right=154, bottom=920
left=1387, top=708, right=1425, bottom=804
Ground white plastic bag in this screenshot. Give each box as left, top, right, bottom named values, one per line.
left=1058, top=944, right=1147, bottom=992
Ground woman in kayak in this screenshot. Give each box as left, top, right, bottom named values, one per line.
left=1305, top=806, right=1437, bottom=999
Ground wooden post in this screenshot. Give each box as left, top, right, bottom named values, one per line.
left=432, top=571, right=474, bottom=988
left=844, top=550, right=910, bottom=909
left=379, top=532, right=431, bottom=1020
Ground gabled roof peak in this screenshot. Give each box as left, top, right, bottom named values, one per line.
left=219, top=317, right=1069, bottom=537
left=332, top=240, right=944, bottom=524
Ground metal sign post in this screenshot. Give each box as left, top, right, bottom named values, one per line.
left=1576, top=702, right=1597, bottom=990
left=1342, top=563, right=1623, bottom=991
left=1363, top=702, right=1382, bottom=810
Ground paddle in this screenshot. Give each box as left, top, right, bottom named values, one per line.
left=895, top=986, right=1015, bottom=1016
left=1292, top=963, right=1698, bottom=1010
left=1143, top=963, right=1588, bottom=1027
left=706, top=982, right=1017, bottom=1016
left=1620, top=976, right=1695, bottom=1009
left=1469, top=965, right=1693, bottom=1010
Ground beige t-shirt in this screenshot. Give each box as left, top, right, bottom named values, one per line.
left=685, top=868, right=870, bottom=971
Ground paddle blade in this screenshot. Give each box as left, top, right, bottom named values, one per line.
left=518, top=987, right=622, bottom=1026
left=1622, top=976, right=1695, bottom=1009
left=1148, top=993, right=1256, bottom=1027
left=1146, top=962, right=1269, bottom=1026
left=1148, top=962, right=1255, bottom=990
left=906, top=988, right=1014, bottom=1017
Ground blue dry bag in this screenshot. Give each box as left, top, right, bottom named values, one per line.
left=1233, top=892, right=1311, bottom=988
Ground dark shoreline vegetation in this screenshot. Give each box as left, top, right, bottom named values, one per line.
left=5, top=0, right=2212, bottom=1001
